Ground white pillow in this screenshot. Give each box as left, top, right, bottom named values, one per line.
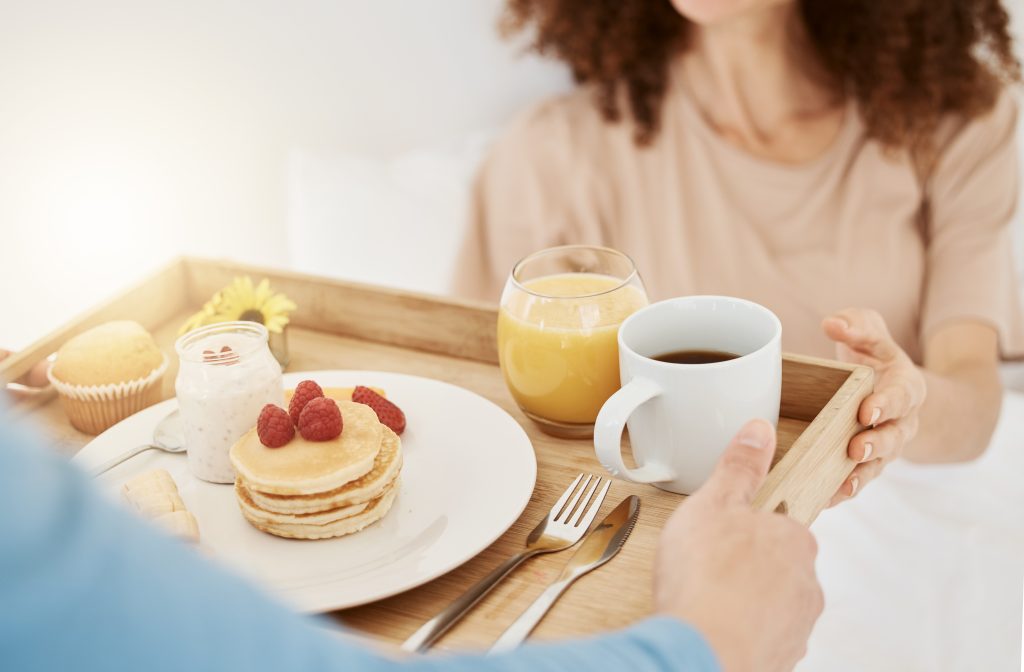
left=283, top=0, right=571, bottom=296
left=286, top=132, right=492, bottom=296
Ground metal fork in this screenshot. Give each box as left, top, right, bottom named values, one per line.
left=401, top=473, right=611, bottom=653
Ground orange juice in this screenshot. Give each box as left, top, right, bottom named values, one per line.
left=498, top=273, right=648, bottom=425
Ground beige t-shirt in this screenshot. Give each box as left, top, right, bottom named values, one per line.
left=455, top=77, right=1024, bottom=363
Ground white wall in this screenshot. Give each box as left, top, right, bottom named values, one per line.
left=0, top=1, right=569, bottom=348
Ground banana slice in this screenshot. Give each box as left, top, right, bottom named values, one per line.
left=130, top=492, right=186, bottom=519
left=122, top=469, right=177, bottom=499
left=154, top=510, right=200, bottom=543
left=121, top=469, right=201, bottom=543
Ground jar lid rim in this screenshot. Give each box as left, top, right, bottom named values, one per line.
left=174, top=321, right=269, bottom=362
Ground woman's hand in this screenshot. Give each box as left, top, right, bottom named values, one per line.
left=822, top=309, right=927, bottom=506
left=0, top=349, right=51, bottom=390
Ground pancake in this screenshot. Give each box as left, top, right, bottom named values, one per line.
left=235, top=479, right=374, bottom=525
left=229, top=400, right=382, bottom=495
left=240, top=426, right=403, bottom=515
left=239, top=479, right=400, bottom=540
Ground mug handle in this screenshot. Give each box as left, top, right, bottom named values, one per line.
left=594, top=377, right=676, bottom=484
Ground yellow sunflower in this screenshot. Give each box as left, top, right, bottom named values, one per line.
left=180, top=276, right=297, bottom=335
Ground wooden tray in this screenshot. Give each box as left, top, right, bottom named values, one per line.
left=2, top=256, right=873, bottom=649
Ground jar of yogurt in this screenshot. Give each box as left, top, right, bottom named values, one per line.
left=174, top=322, right=283, bottom=483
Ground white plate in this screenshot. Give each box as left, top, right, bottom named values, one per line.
left=74, top=370, right=537, bottom=613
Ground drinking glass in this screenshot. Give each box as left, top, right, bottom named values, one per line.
left=497, top=245, right=648, bottom=438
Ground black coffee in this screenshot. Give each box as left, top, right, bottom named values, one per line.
left=653, top=349, right=740, bottom=364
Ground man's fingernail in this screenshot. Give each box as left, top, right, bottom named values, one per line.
left=850, top=476, right=860, bottom=496
left=869, top=408, right=881, bottom=426
left=737, top=420, right=773, bottom=449
left=862, top=442, right=874, bottom=462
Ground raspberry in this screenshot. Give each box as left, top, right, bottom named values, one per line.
left=298, top=397, right=343, bottom=441
left=289, top=379, right=324, bottom=425
left=352, top=386, right=406, bottom=435
left=257, top=404, right=294, bottom=448
left=202, top=346, right=238, bottom=366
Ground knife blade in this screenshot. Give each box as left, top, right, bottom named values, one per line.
left=489, top=495, right=641, bottom=653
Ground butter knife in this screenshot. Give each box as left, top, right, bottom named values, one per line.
left=489, top=495, right=640, bottom=653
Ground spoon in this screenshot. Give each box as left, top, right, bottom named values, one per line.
left=90, top=410, right=186, bottom=477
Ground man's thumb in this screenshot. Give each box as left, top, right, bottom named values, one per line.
left=699, top=419, right=776, bottom=507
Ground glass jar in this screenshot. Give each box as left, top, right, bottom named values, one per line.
left=175, top=321, right=283, bottom=483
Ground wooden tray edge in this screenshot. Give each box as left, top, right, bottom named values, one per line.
left=181, top=257, right=500, bottom=364
left=3, top=255, right=501, bottom=389
left=181, top=257, right=497, bottom=313
left=754, top=362, right=874, bottom=525
left=2, top=257, right=190, bottom=385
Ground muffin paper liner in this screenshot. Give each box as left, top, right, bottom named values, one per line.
left=47, top=355, right=169, bottom=435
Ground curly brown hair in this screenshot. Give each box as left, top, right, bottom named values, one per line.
left=502, top=0, right=1021, bottom=150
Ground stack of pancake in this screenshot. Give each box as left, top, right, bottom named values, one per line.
left=229, top=393, right=402, bottom=540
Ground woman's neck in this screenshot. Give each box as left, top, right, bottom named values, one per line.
left=679, top=4, right=844, bottom=162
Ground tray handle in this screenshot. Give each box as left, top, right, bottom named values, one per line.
left=753, top=364, right=874, bottom=525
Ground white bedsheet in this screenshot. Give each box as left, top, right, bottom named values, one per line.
left=799, top=390, right=1024, bottom=671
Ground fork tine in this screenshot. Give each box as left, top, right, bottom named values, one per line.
left=557, top=474, right=593, bottom=522
left=568, top=476, right=601, bottom=527
left=574, top=478, right=611, bottom=529
left=549, top=473, right=584, bottom=521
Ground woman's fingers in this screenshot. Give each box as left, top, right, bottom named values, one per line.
left=832, top=418, right=919, bottom=506
left=848, top=417, right=918, bottom=462
left=860, top=383, right=911, bottom=426
left=858, top=365, right=927, bottom=427
left=1, top=349, right=52, bottom=389
left=828, top=458, right=886, bottom=507
left=822, top=309, right=900, bottom=363
left=27, top=359, right=52, bottom=389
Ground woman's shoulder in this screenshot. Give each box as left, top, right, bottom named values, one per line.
left=930, top=88, right=1018, bottom=175
left=512, top=86, right=613, bottom=132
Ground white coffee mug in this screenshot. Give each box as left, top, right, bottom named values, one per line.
left=594, top=296, right=782, bottom=494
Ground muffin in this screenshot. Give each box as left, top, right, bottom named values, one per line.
left=48, top=320, right=168, bottom=434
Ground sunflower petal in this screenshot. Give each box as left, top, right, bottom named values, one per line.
left=254, top=278, right=273, bottom=307
left=263, top=294, right=295, bottom=315
left=265, top=315, right=289, bottom=333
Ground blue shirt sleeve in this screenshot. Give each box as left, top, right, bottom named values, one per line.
left=0, top=408, right=720, bottom=672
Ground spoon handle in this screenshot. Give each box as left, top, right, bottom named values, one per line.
left=90, top=444, right=155, bottom=477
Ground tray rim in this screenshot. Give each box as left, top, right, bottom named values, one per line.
left=2, top=255, right=866, bottom=378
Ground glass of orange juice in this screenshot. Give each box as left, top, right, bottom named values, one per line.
left=498, top=245, right=648, bottom=438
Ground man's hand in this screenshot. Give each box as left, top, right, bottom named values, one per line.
left=654, top=420, right=824, bottom=672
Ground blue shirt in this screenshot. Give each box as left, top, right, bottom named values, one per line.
left=0, top=408, right=719, bottom=672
